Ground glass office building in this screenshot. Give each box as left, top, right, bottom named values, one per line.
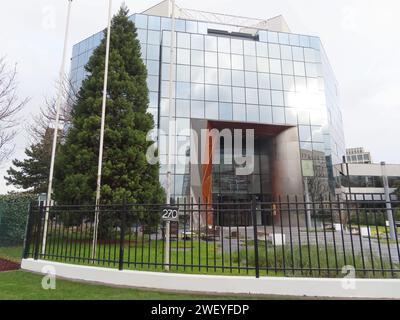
left=346, top=147, right=372, bottom=164
left=70, top=1, right=346, bottom=206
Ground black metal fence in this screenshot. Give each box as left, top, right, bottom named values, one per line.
left=24, top=194, right=400, bottom=278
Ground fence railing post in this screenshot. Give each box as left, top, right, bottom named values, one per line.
left=34, top=202, right=44, bottom=260
left=118, top=197, right=127, bottom=271
left=22, top=202, right=34, bottom=259
left=252, top=195, right=260, bottom=278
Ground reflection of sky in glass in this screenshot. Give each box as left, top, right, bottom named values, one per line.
left=70, top=11, right=346, bottom=197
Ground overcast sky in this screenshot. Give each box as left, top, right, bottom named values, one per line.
left=0, top=0, right=399, bottom=194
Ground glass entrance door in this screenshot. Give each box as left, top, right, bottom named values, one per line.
left=210, top=133, right=274, bottom=226
left=212, top=193, right=274, bottom=226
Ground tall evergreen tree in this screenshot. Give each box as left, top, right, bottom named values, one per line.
left=54, top=6, right=164, bottom=206
left=4, top=128, right=53, bottom=193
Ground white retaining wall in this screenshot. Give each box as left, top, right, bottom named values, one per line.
left=21, top=259, right=400, bottom=299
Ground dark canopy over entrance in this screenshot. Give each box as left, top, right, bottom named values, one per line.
left=200, top=121, right=294, bottom=226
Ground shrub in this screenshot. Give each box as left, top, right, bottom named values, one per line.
left=231, top=244, right=399, bottom=279
left=0, top=193, right=36, bottom=247
left=351, top=210, right=400, bottom=227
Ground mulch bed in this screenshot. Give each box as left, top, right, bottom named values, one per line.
left=0, top=258, right=20, bottom=272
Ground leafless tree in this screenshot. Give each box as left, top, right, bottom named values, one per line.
left=0, top=57, right=28, bottom=164
left=26, top=74, right=77, bottom=143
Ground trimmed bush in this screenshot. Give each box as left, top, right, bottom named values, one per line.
left=351, top=209, right=400, bottom=227
left=231, top=244, right=399, bottom=279
left=0, top=193, right=36, bottom=247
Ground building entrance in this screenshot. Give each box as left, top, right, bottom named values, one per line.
left=212, top=193, right=274, bottom=226
left=211, top=135, right=274, bottom=226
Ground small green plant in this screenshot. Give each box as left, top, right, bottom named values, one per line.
left=350, top=210, right=400, bottom=227
left=231, top=244, right=399, bottom=279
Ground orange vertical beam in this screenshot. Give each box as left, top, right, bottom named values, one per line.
left=201, top=123, right=214, bottom=226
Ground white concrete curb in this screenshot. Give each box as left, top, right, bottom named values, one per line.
left=21, top=259, right=400, bottom=299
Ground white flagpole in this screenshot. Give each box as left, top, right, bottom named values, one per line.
left=42, top=0, right=73, bottom=255
left=92, top=0, right=113, bottom=261
left=164, top=0, right=176, bottom=271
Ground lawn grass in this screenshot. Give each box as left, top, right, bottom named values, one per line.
left=4, top=221, right=399, bottom=280
left=0, top=249, right=313, bottom=300
left=0, top=271, right=265, bottom=300
left=18, top=231, right=400, bottom=279
left=35, top=239, right=259, bottom=277
left=368, top=226, right=400, bottom=239
left=0, top=246, right=23, bottom=263
left=234, top=243, right=399, bottom=278
left=4, top=233, right=399, bottom=279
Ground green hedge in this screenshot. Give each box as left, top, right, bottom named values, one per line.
left=0, top=193, right=36, bottom=247
left=351, top=208, right=400, bottom=227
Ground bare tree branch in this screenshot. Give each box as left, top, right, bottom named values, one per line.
left=25, top=74, right=77, bottom=144
left=0, top=57, right=29, bottom=164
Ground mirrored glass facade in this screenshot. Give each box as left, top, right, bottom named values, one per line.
left=70, top=10, right=346, bottom=200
